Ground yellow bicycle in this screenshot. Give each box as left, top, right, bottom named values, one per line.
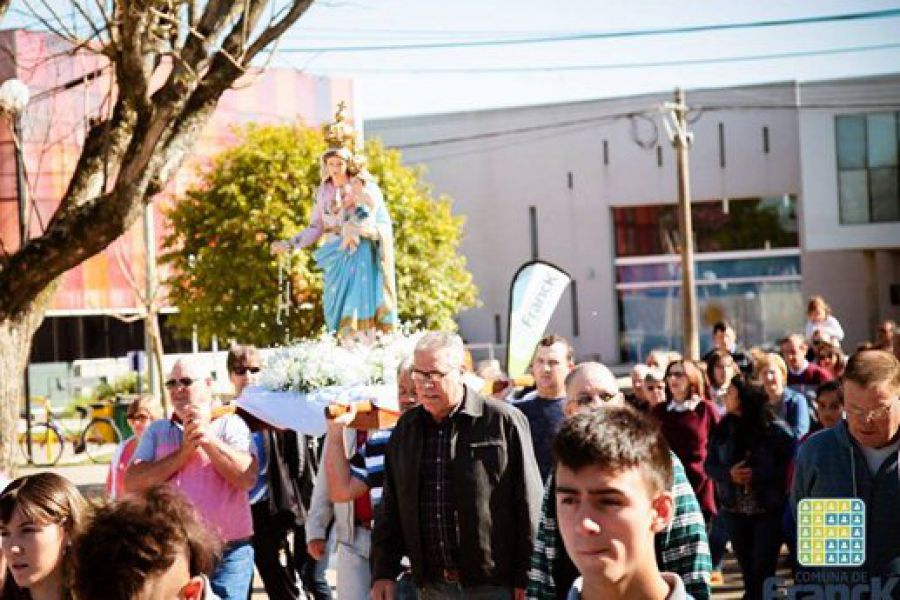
left=20, top=398, right=122, bottom=466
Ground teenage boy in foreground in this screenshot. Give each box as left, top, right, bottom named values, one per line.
left=554, top=407, right=694, bottom=600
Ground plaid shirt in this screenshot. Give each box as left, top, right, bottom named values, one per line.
left=526, top=452, right=711, bottom=600
left=420, top=404, right=462, bottom=576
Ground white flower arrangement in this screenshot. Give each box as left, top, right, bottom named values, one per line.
left=258, top=328, right=423, bottom=394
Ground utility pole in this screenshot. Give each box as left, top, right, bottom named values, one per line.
left=664, top=88, right=699, bottom=360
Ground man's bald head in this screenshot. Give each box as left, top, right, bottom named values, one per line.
left=564, top=362, right=623, bottom=417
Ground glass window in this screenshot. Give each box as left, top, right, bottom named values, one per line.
left=612, top=196, right=798, bottom=257
left=870, top=167, right=900, bottom=222
left=836, top=115, right=867, bottom=170
left=867, top=113, right=898, bottom=168
left=616, top=281, right=803, bottom=363
left=836, top=112, right=900, bottom=224
left=838, top=170, right=870, bottom=224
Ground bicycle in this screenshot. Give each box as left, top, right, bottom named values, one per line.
left=20, top=397, right=123, bottom=466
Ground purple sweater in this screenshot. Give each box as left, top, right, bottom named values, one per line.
left=652, top=399, right=720, bottom=518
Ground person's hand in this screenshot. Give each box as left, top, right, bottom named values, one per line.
left=371, top=579, right=396, bottom=600
left=730, top=461, right=752, bottom=485
left=307, top=538, right=327, bottom=561
left=271, top=240, right=291, bottom=255
left=183, top=406, right=212, bottom=450
left=326, top=402, right=357, bottom=435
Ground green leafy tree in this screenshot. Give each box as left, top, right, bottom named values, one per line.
left=162, top=124, right=478, bottom=345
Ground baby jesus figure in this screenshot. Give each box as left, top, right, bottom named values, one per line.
left=339, top=177, right=377, bottom=253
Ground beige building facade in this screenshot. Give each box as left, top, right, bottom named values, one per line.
left=368, top=75, right=900, bottom=365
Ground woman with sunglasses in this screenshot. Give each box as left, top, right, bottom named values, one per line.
left=106, top=395, right=156, bottom=500
left=652, top=359, right=721, bottom=523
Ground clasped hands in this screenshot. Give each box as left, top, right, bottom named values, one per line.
left=181, top=405, right=214, bottom=456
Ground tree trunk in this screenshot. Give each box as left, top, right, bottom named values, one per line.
left=145, top=310, right=167, bottom=415
left=0, top=288, right=54, bottom=475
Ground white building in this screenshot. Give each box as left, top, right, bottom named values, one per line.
left=367, top=75, right=900, bottom=365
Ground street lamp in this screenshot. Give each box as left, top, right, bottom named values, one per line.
left=0, top=77, right=32, bottom=461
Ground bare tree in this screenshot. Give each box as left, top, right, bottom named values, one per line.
left=0, top=0, right=314, bottom=472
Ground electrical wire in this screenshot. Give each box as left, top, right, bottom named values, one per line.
left=276, top=8, right=900, bottom=53
left=299, top=42, right=900, bottom=74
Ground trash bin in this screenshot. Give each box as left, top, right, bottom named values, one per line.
left=113, top=394, right=135, bottom=439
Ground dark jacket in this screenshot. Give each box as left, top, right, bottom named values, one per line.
left=257, top=430, right=318, bottom=532
left=371, top=387, right=543, bottom=589
left=705, top=414, right=795, bottom=513
left=791, top=421, right=900, bottom=581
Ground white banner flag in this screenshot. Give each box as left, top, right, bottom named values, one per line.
left=506, top=261, right=571, bottom=379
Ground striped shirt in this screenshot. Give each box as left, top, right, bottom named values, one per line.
left=526, top=452, right=711, bottom=600
left=349, top=428, right=393, bottom=506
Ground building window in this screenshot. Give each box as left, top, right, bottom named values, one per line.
left=612, top=196, right=803, bottom=362
left=835, top=112, right=900, bottom=224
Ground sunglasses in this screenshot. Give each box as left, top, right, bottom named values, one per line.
left=127, top=414, right=152, bottom=422
left=165, top=377, right=196, bottom=390
left=232, top=366, right=261, bottom=376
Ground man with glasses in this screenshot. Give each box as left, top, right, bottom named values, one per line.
left=791, top=350, right=900, bottom=584
left=126, top=357, right=258, bottom=600
left=371, top=332, right=543, bottom=600
left=527, top=362, right=712, bottom=600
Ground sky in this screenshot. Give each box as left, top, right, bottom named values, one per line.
left=269, top=0, right=900, bottom=119
left=7, top=1, right=900, bottom=120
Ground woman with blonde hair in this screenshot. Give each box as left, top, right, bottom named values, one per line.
left=757, top=353, right=810, bottom=440
left=0, top=473, right=88, bottom=600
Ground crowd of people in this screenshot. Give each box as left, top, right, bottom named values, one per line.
left=0, top=297, right=898, bottom=600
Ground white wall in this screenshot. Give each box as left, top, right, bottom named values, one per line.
left=368, top=77, right=898, bottom=363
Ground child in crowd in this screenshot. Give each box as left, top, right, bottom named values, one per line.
left=554, top=407, right=693, bottom=599
left=0, top=473, right=88, bottom=600
left=811, top=380, right=844, bottom=433
left=106, top=395, right=156, bottom=500
left=73, top=485, right=222, bottom=600
left=805, top=296, right=844, bottom=345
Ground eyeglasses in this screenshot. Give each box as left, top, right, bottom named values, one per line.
left=232, top=366, right=261, bottom=376
left=575, top=391, right=618, bottom=406
left=411, top=368, right=453, bottom=384
left=845, top=400, right=897, bottom=424
left=127, top=414, right=152, bottom=423
left=165, top=377, right=196, bottom=390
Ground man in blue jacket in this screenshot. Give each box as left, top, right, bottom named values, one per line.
left=791, top=350, right=900, bottom=588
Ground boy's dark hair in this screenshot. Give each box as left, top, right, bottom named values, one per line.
left=816, top=379, right=844, bottom=403
left=712, top=320, right=733, bottom=334
left=72, top=485, right=222, bottom=600
left=553, top=406, right=673, bottom=495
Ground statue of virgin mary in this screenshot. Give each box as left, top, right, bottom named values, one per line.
left=273, top=104, right=397, bottom=337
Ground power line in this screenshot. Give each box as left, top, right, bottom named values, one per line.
left=301, top=42, right=900, bottom=74
left=276, top=8, right=900, bottom=53
left=383, top=100, right=900, bottom=151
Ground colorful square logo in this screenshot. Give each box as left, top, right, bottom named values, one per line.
left=798, top=498, right=865, bottom=567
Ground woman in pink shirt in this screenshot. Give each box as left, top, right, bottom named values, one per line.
left=106, top=396, right=155, bottom=500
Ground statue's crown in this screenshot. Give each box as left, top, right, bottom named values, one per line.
left=323, top=101, right=356, bottom=152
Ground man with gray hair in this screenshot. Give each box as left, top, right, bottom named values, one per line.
left=126, top=357, right=258, bottom=600
left=528, top=362, right=712, bottom=600
left=372, top=332, right=543, bottom=600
